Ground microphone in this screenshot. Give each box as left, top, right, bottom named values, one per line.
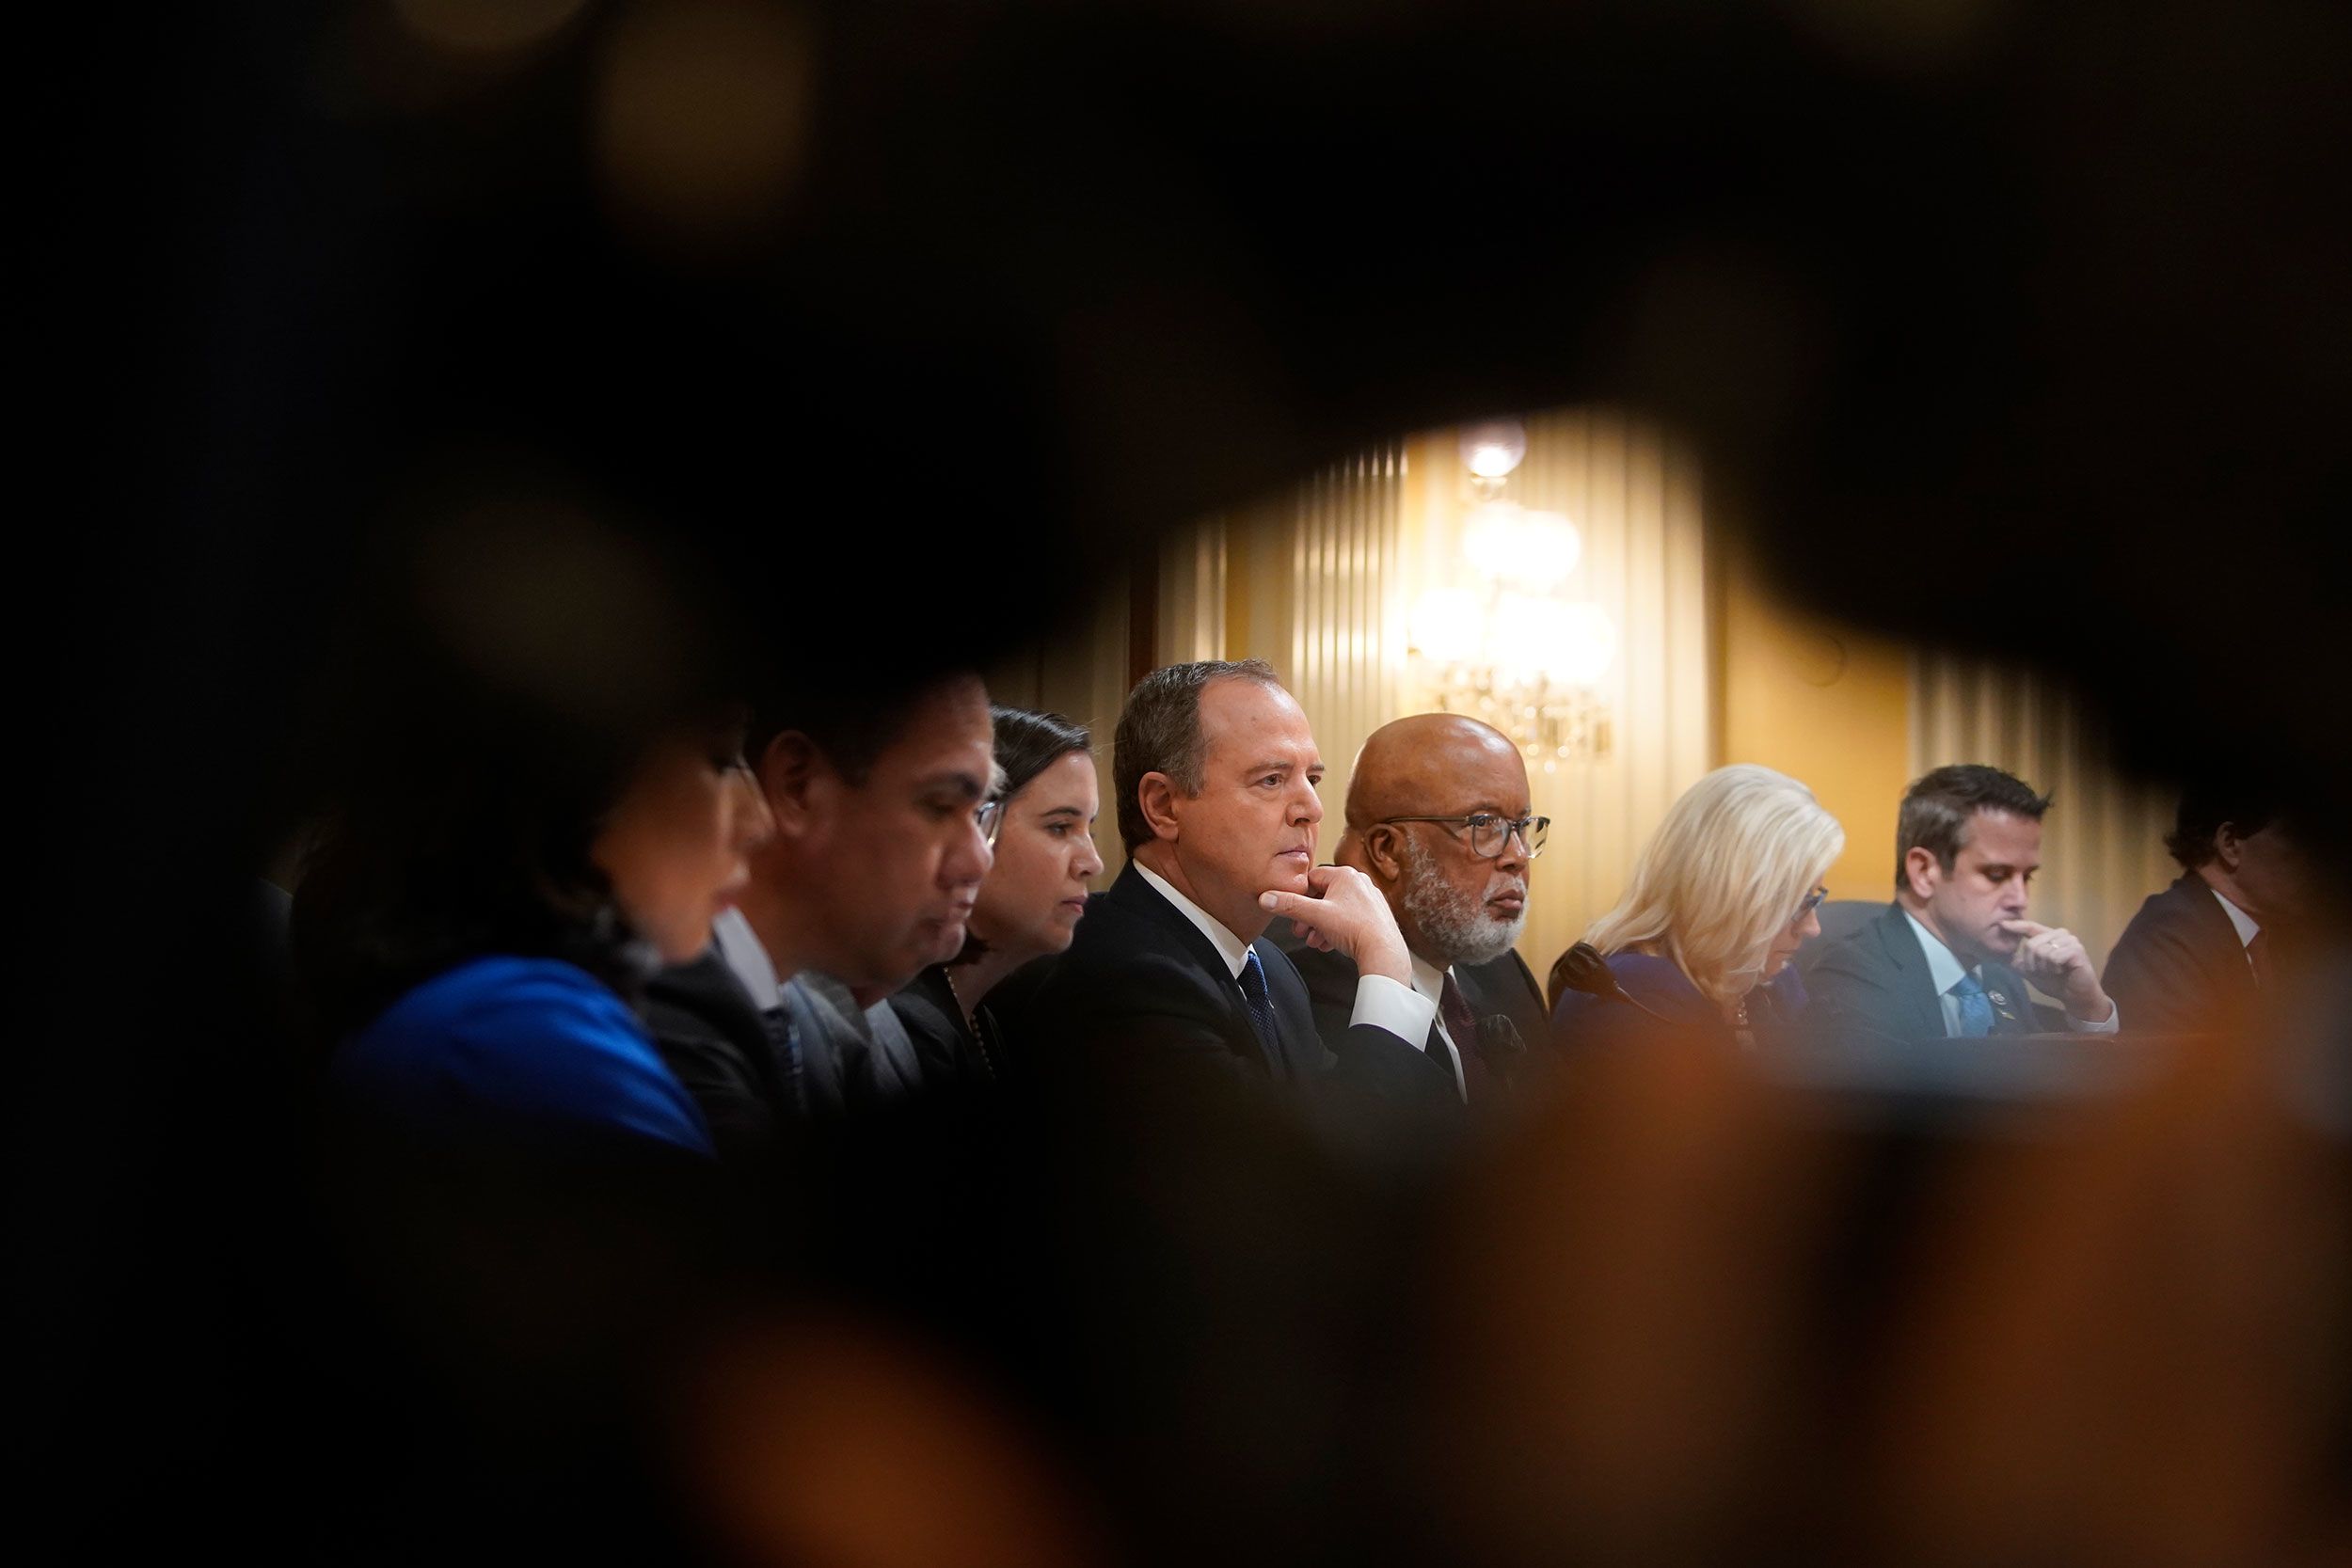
left=1547, top=942, right=1678, bottom=1022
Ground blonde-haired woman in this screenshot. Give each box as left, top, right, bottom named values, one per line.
left=1549, top=764, right=1844, bottom=1049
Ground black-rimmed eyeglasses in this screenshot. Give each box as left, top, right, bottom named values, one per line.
left=1793, top=884, right=1828, bottom=926
left=1377, top=813, right=1549, bottom=860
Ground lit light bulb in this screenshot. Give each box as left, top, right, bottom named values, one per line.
left=1549, top=602, right=1617, bottom=686
left=1409, top=587, right=1483, bottom=666
left=1459, top=420, right=1527, bottom=480
left=1463, top=502, right=1581, bottom=591
left=1518, top=509, right=1581, bottom=591
left=1461, top=500, right=1524, bottom=581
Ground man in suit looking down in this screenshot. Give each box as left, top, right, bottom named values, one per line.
left=1014, top=659, right=1454, bottom=1121
left=2101, top=778, right=2317, bottom=1035
left=1809, top=764, right=2122, bottom=1040
left=1279, top=714, right=1550, bottom=1109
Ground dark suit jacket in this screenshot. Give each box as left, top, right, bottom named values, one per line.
left=1806, top=901, right=2059, bottom=1044
left=643, top=948, right=796, bottom=1178
left=1006, top=864, right=1456, bottom=1121
left=2101, top=873, right=2257, bottom=1036
left=1279, top=934, right=1549, bottom=1099
left=885, top=963, right=1017, bottom=1088
left=1549, top=951, right=1806, bottom=1052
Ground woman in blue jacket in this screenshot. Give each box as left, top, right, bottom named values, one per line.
left=1549, top=765, right=1843, bottom=1052
left=294, top=692, right=771, bottom=1156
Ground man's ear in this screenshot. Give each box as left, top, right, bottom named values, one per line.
left=757, top=731, right=826, bottom=836
left=1361, top=825, right=1406, bottom=883
left=1902, top=846, right=1942, bottom=901
left=2213, top=821, right=2245, bottom=872
left=1136, top=772, right=1184, bottom=843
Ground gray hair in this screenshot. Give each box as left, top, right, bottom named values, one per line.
left=1113, top=659, right=1282, bottom=852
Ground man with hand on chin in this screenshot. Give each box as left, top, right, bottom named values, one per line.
left=1810, top=764, right=2122, bottom=1041
left=1009, top=659, right=1455, bottom=1118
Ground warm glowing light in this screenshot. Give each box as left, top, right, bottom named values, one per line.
left=1548, top=602, right=1618, bottom=686
left=1462, top=501, right=1581, bottom=591
left=1408, top=587, right=1483, bottom=665
left=1487, top=594, right=1616, bottom=688
left=392, top=0, right=591, bottom=53
left=596, top=0, right=814, bottom=250
left=1459, top=420, right=1527, bottom=480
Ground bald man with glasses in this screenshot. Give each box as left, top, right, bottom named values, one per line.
left=1278, top=714, right=1553, bottom=1109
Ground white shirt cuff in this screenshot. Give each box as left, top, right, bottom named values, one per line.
left=1350, top=973, right=1438, bottom=1046
left=2064, top=1001, right=2122, bottom=1034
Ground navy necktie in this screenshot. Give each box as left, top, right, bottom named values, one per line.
left=1438, top=973, right=1489, bottom=1104
left=1949, top=972, right=1994, bottom=1038
left=1238, top=949, right=1283, bottom=1065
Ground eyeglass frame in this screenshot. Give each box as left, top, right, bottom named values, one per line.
left=1792, top=884, right=1828, bottom=927
left=976, top=797, right=1004, bottom=848
left=1374, top=812, right=1549, bottom=861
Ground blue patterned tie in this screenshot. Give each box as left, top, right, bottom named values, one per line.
left=1949, top=972, right=1994, bottom=1038
left=1238, top=948, right=1283, bottom=1063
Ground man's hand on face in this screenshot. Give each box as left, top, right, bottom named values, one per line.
left=1998, top=919, right=2115, bottom=1022
left=1260, top=864, right=1413, bottom=986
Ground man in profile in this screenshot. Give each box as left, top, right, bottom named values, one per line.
left=2101, top=778, right=2316, bottom=1034
left=644, top=668, right=998, bottom=1169
left=1279, top=714, right=1549, bottom=1109
left=1809, top=764, right=2122, bottom=1040
left=1011, top=659, right=1455, bottom=1120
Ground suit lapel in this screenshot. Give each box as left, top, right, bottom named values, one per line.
left=1873, top=903, right=1950, bottom=1039
left=1109, top=866, right=1283, bottom=1076
left=1979, top=965, right=2036, bottom=1035
left=1253, top=940, right=1335, bottom=1083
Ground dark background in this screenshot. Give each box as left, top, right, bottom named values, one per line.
left=37, top=1, right=2352, bottom=1560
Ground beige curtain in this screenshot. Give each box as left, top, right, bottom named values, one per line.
left=1462, top=409, right=1714, bottom=979
left=1909, top=653, right=2177, bottom=970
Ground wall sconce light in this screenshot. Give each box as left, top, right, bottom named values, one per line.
left=1410, top=420, right=1615, bottom=765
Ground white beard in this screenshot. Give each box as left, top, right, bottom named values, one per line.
left=1397, top=836, right=1527, bottom=968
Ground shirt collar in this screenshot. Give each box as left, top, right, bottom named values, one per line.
left=1408, top=950, right=1452, bottom=1004
left=2210, top=887, right=2262, bottom=948
left=712, top=905, right=785, bottom=1010
left=1133, top=861, right=1253, bottom=980
left=1902, top=908, right=1975, bottom=997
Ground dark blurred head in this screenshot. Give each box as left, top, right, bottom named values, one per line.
left=1895, top=764, right=2052, bottom=966
left=288, top=502, right=753, bottom=1038
left=743, top=669, right=996, bottom=992
left=2166, top=778, right=2314, bottom=921
left=963, top=708, right=1104, bottom=965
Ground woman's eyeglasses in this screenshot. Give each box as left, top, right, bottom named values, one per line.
left=1793, top=884, right=1829, bottom=927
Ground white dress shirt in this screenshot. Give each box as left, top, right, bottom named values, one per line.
left=1409, top=951, right=1468, bottom=1101
left=712, top=905, right=785, bottom=1009
left=1903, top=910, right=2120, bottom=1035
left=1132, top=863, right=1437, bottom=1047
left=2211, top=887, right=2262, bottom=969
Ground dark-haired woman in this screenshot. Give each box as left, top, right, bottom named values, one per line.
left=294, top=715, right=771, bottom=1154
left=891, top=706, right=1104, bottom=1085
